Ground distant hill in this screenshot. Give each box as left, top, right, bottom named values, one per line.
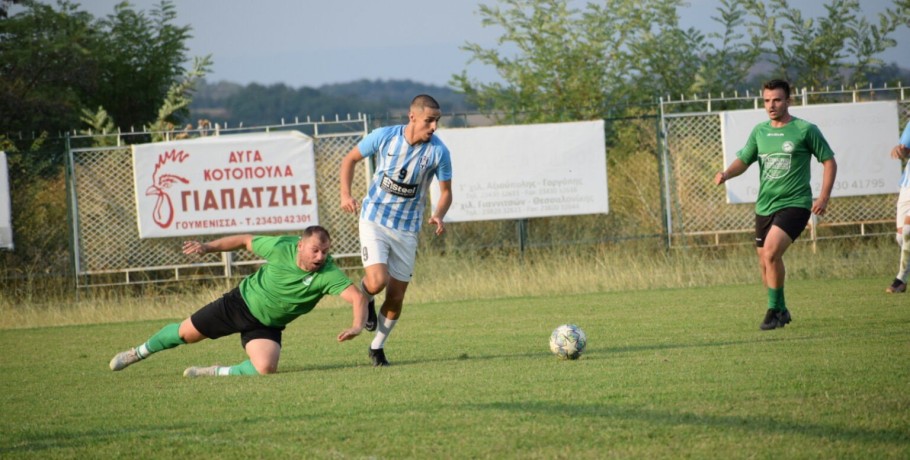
left=189, top=79, right=475, bottom=127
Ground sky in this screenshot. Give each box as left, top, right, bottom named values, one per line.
left=52, top=1, right=910, bottom=88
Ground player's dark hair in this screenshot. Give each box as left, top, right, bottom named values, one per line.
left=763, top=79, right=791, bottom=99
left=302, top=225, right=330, bottom=242
left=410, top=94, right=440, bottom=111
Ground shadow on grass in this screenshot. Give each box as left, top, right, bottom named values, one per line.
left=278, top=333, right=819, bottom=373
left=465, top=400, right=910, bottom=446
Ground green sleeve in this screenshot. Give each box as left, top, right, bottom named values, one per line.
left=736, top=125, right=760, bottom=165
left=806, top=124, right=835, bottom=162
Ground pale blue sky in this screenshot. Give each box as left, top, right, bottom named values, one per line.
left=66, top=1, right=910, bottom=88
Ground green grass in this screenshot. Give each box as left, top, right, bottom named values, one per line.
left=1, top=276, right=908, bottom=459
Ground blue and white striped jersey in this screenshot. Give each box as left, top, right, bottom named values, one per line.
left=900, top=122, right=910, bottom=189
left=358, top=125, right=452, bottom=232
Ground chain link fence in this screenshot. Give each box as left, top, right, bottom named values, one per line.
left=661, top=85, right=909, bottom=246
left=68, top=118, right=368, bottom=287
left=63, top=84, right=909, bottom=287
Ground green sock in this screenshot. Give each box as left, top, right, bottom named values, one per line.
left=228, top=359, right=260, bottom=376
left=767, top=287, right=786, bottom=311
left=141, top=323, right=186, bottom=356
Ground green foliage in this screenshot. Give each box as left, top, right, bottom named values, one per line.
left=1, top=277, right=908, bottom=458
left=1, top=0, right=195, bottom=140
left=78, top=106, right=118, bottom=146
left=454, top=0, right=909, bottom=119
left=0, top=0, right=203, bottom=284
left=0, top=0, right=99, bottom=138
left=145, top=55, right=212, bottom=142
left=452, top=0, right=759, bottom=121
left=692, top=0, right=762, bottom=96
left=91, top=0, right=192, bottom=131
left=741, top=0, right=910, bottom=88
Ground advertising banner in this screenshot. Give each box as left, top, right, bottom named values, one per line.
left=720, top=101, right=900, bottom=203
left=432, top=120, right=608, bottom=222
left=132, top=131, right=318, bottom=238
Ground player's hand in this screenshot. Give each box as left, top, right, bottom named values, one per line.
left=182, top=241, right=207, bottom=255
left=337, top=327, right=362, bottom=342
left=340, top=195, right=359, bottom=214
left=714, top=171, right=727, bottom=185
left=812, top=197, right=829, bottom=216
left=428, top=216, right=446, bottom=235
left=891, top=144, right=910, bottom=160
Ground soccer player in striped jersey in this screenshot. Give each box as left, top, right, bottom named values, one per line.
left=339, top=94, right=453, bottom=366
left=886, top=121, right=910, bottom=293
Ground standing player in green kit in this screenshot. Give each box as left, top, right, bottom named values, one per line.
left=714, top=79, right=838, bottom=331
left=108, top=226, right=368, bottom=376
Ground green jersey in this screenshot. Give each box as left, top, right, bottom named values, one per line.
left=736, top=117, right=835, bottom=216
left=238, top=236, right=352, bottom=327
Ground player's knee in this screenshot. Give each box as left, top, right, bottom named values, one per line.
left=253, top=362, right=278, bottom=375
left=365, top=277, right=387, bottom=294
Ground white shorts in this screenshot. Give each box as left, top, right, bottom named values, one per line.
left=897, top=188, right=910, bottom=230
left=358, top=220, right=418, bottom=282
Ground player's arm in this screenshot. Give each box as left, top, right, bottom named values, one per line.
left=715, top=159, right=749, bottom=185
left=183, top=234, right=253, bottom=256
left=893, top=144, right=910, bottom=160
left=340, top=146, right=364, bottom=214
left=428, top=179, right=452, bottom=236
left=812, top=158, right=838, bottom=216
left=336, top=284, right=367, bottom=342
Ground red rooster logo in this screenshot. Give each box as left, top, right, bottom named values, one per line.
left=146, top=149, right=190, bottom=228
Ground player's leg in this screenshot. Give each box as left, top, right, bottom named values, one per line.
left=109, top=317, right=204, bottom=371
left=762, top=208, right=810, bottom=330
left=757, top=226, right=792, bottom=331
left=109, top=290, right=253, bottom=372
left=887, top=208, right=910, bottom=293
left=184, top=326, right=283, bottom=377
left=362, top=263, right=390, bottom=332
left=369, top=277, right=409, bottom=366
left=368, top=228, right=418, bottom=366
left=359, top=220, right=393, bottom=331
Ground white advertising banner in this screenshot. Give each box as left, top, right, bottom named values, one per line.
left=0, top=151, right=12, bottom=250
left=431, top=120, right=608, bottom=222
left=720, top=100, right=900, bottom=203
left=132, top=131, right=319, bottom=238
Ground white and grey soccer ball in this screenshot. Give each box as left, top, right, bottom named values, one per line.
left=549, top=324, right=587, bottom=360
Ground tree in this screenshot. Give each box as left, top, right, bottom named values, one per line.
left=453, top=0, right=909, bottom=120
left=452, top=0, right=760, bottom=122
left=741, top=0, right=909, bottom=89
left=0, top=0, right=194, bottom=139
left=91, top=0, right=192, bottom=131
left=0, top=0, right=201, bottom=277
left=0, top=0, right=101, bottom=140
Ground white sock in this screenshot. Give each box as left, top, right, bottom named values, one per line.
left=898, top=229, right=910, bottom=282
left=370, top=312, right=397, bottom=349
left=136, top=343, right=150, bottom=359
left=217, top=367, right=230, bottom=376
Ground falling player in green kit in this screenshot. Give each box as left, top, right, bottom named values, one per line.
left=715, top=79, right=838, bottom=331
left=109, top=226, right=368, bottom=376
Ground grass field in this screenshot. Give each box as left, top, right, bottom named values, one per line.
left=1, top=276, right=907, bottom=459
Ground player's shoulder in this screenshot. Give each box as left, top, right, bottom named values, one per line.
left=428, top=134, right=451, bottom=153
left=788, top=117, right=820, bottom=132
left=368, top=125, right=405, bottom=139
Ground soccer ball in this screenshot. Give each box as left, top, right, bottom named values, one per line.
left=549, top=324, right=587, bottom=360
